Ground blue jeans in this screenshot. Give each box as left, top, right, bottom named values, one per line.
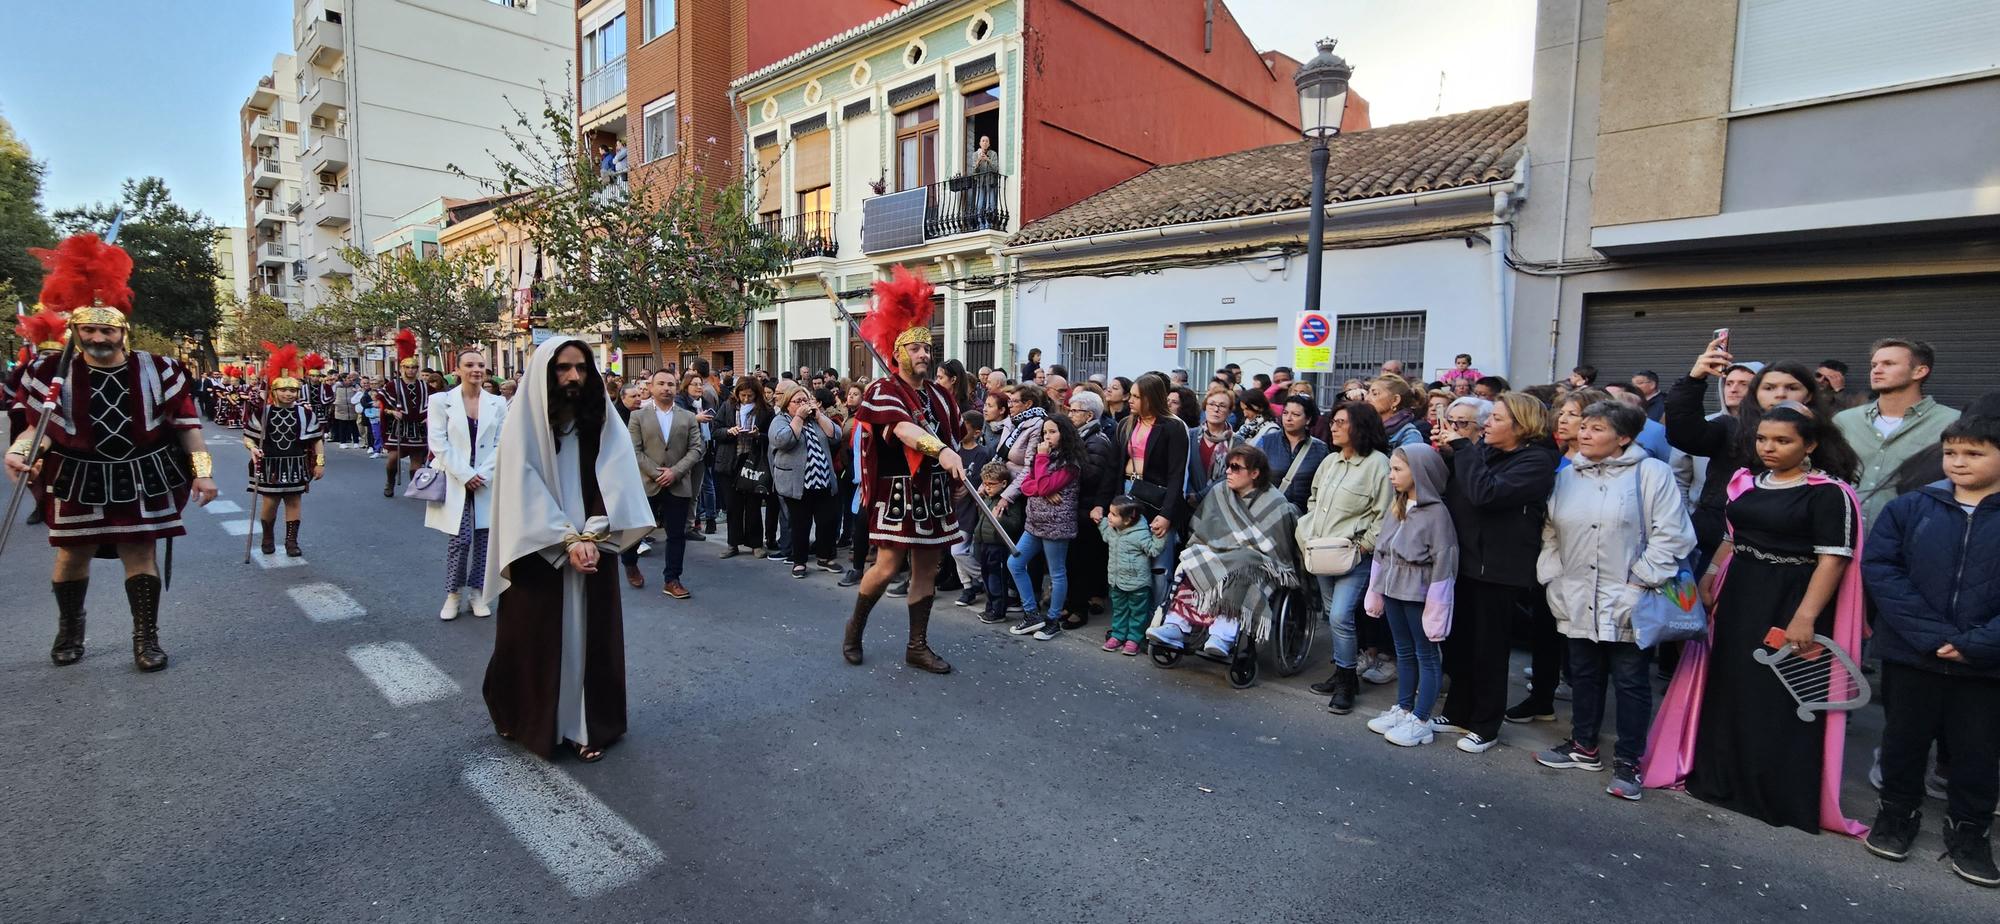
left=980, top=542, right=1013, bottom=610
left=1566, top=638, right=1652, bottom=765
left=1008, top=533, right=1070, bottom=618
left=1381, top=596, right=1442, bottom=720
left=1317, top=564, right=1370, bottom=669
left=697, top=456, right=718, bottom=522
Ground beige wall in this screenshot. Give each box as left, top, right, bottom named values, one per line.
left=1590, top=0, right=1735, bottom=227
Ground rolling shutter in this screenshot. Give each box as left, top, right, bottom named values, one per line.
left=1579, top=275, right=2000, bottom=409
left=793, top=130, right=830, bottom=193
left=755, top=143, right=782, bottom=215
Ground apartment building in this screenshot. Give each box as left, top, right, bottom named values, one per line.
left=212, top=227, right=254, bottom=359
left=732, top=0, right=1311, bottom=378
left=574, top=0, right=895, bottom=372
left=1511, top=0, right=2000, bottom=404
left=239, top=54, right=305, bottom=310
left=287, top=0, right=571, bottom=309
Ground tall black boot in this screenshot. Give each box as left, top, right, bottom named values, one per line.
left=51, top=579, right=88, bottom=666
left=126, top=574, right=167, bottom=672
left=904, top=597, right=951, bottom=674
left=843, top=589, right=882, bottom=665
left=384, top=463, right=397, bottom=497
left=261, top=518, right=278, bottom=555
left=285, top=519, right=303, bottom=557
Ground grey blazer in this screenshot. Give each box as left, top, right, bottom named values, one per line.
left=767, top=410, right=840, bottom=500
left=627, top=402, right=706, bottom=498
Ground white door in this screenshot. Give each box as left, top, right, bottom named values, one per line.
left=1182, top=320, right=1278, bottom=379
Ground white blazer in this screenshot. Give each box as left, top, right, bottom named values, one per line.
left=424, top=387, right=509, bottom=534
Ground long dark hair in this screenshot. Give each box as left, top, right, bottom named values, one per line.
left=1171, top=385, right=1202, bottom=429
left=1236, top=386, right=1272, bottom=421
left=1334, top=401, right=1389, bottom=458
left=1729, top=360, right=1844, bottom=474
left=1041, top=413, right=1085, bottom=467
left=547, top=341, right=606, bottom=451
left=1757, top=404, right=1860, bottom=483
left=734, top=374, right=773, bottom=419
left=1131, top=372, right=1170, bottom=422
left=938, top=358, right=971, bottom=410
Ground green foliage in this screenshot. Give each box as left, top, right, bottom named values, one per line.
left=0, top=113, right=57, bottom=304
left=53, top=177, right=222, bottom=363
left=324, top=244, right=503, bottom=367
left=451, top=87, right=788, bottom=362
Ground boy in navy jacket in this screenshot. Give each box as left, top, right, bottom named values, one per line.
left=1862, top=414, right=2000, bottom=887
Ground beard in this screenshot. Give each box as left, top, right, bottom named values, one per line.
left=82, top=341, right=120, bottom=362
left=560, top=381, right=584, bottom=400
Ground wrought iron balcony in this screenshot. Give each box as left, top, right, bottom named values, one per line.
left=759, top=211, right=839, bottom=260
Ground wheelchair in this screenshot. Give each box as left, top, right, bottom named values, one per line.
left=1144, top=573, right=1320, bottom=689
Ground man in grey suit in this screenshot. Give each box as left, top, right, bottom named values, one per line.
left=623, top=369, right=706, bottom=599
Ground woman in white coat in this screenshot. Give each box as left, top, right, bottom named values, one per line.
left=428, top=348, right=509, bottom=620
left=1533, top=399, right=1694, bottom=796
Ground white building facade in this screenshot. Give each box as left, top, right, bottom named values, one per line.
left=288, top=0, right=572, bottom=307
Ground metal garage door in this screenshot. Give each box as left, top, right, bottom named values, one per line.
left=1580, top=275, right=2000, bottom=409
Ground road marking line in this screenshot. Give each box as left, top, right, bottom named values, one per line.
left=220, top=520, right=251, bottom=536
left=287, top=583, right=366, bottom=623
left=462, top=751, right=665, bottom=899
left=206, top=500, right=243, bottom=515
left=344, top=641, right=460, bottom=706
left=253, top=552, right=307, bottom=569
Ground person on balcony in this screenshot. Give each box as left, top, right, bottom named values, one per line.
left=968, top=135, right=998, bottom=229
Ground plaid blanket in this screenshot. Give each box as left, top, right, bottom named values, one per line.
left=1172, top=485, right=1301, bottom=636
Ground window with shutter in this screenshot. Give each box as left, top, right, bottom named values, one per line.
left=1732, top=0, right=2000, bottom=110
left=755, top=144, right=782, bottom=218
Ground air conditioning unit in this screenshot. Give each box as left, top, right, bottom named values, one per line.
left=310, top=115, right=328, bottom=129
left=253, top=188, right=273, bottom=200
left=318, top=171, right=338, bottom=185
left=512, top=0, right=530, bottom=8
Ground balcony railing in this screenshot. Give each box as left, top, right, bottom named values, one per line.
left=926, top=173, right=1009, bottom=238
left=861, top=173, right=1009, bottom=254
left=759, top=211, right=838, bottom=260
left=581, top=57, right=627, bottom=111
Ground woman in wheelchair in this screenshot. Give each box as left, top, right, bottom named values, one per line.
left=1147, top=444, right=1303, bottom=657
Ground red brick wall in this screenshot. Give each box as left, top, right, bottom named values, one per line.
left=1018, top=0, right=1362, bottom=223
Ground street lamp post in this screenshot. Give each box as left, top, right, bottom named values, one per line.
left=1295, top=38, right=1352, bottom=314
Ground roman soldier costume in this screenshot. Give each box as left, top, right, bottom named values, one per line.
left=5, top=306, right=67, bottom=525
left=380, top=329, right=430, bottom=496
left=216, top=366, right=247, bottom=428
left=244, top=343, right=324, bottom=556
left=842, top=268, right=962, bottom=674
left=6, top=233, right=216, bottom=671
left=302, top=352, right=334, bottom=424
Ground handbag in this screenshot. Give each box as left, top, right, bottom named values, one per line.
left=735, top=458, right=772, bottom=496
left=1125, top=477, right=1168, bottom=517
left=1628, top=462, right=1705, bottom=649
left=1304, top=536, right=1359, bottom=576
left=404, top=464, right=448, bottom=502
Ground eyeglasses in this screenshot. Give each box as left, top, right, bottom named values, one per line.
left=1225, top=462, right=1249, bottom=473
left=1449, top=418, right=1479, bottom=429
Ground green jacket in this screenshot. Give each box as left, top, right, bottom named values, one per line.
left=1834, top=396, right=1960, bottom=527
left=973, top=493, right=1025, bottom=547
left=1099, top=517, right=1166, bottom=592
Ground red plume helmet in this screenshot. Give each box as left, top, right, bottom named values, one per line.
left=33, top=234, right=135, bottom=329
left=394, top=329, right=418, bottom=369
left=14, top=306, right=70, bottom=350
left=859, top=266, right=936, bottom=369
left=264, top=342, right=303, bottom=389
left=223, top=364, right=243, bottom=379
left=302, top=352, right=328, bottom=374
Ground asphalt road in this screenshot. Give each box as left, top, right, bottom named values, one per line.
left=1, top=422, right=1992, bottom=922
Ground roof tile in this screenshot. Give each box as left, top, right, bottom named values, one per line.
left=1011, top=101, right=1528, bottom=246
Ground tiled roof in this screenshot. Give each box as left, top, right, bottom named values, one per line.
left=1010, top=101, right=1528, bottom=247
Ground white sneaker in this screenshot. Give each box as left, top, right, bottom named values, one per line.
left=469, top=594, right=491, bottom=618
left=1385, top=714, right=1435, bottom=747
left=1366, top=705, right=1410, bottom=735
left=1456, top=732, right=1498, bottom=754
left=439, top=592, right=462, bottom=621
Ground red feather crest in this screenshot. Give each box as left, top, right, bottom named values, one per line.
left=394, top=329, right=417, bottom=363
left=223, top=364, right=243, bottom=379
left=302, top=352, right=328, bottom=372
left=859, top=266, right=935, bottom=365
left=33, top=234, right=135, bottom=317
left=263, top=343, right=301, bottom=384
left=14, top=307, right=69, bottom=346
left=16, top=346, right=30, bottom=366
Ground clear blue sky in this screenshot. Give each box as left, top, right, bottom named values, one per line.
left=0, top=1, right=1531, bottom=229
left=0, top=0, right=292, bottom=225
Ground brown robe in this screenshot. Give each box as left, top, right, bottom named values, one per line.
left=480, top=432, right=629, bottom=758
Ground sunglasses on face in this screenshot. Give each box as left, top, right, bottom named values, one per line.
left=1226, top=462, right=1249, bottom=473
left=1449, top=418, right=1478, bottom=429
